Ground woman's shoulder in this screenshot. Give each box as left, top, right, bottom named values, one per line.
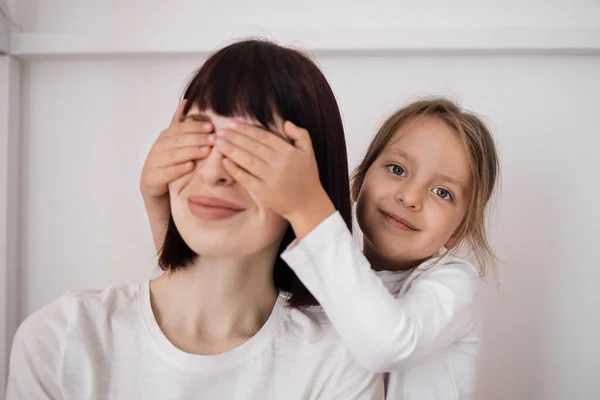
left=278, top=303, right=344, bottom=349
left=276, top=304, right=383, bottom=393
left=14, top=282, right=144, bottom=350
left=64, top=281, right=143, bottom=315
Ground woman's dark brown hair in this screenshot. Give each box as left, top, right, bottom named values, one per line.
left=159, top=39, right=352, bottom=307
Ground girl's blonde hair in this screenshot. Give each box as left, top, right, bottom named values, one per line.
left=351, top=97, right=500, bottom=275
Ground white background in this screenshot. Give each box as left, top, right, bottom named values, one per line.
left=2, top=1, right=600, bottom=399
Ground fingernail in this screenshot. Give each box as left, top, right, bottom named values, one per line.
left=200, top=146, right=210, bottom=153
left=207, top=134, right=216, bottom=143
left=215, top=138, right=225, bottom=146
left=229, top=121, right=238, bottom=129
left=204, top=123, right=212, bottom=130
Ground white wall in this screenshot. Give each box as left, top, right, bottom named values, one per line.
left=0, top=55, right=20, bottom=398
left=5, top=1, right=600, bottom=399
left=14, top=0, right=600, bottom=31
left=0, top=2, right=10, bottom=53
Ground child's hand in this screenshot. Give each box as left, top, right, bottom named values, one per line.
left=215, top=121, right=336, bottom=238
left=140, top=100, right=214, bottom=198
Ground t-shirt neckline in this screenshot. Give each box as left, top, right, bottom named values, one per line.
left=138, top=280, right=287, bottom=373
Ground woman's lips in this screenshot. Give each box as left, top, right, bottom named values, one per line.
left=188, top=196, right=245, bottom=221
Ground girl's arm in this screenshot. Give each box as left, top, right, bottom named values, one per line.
left=142, top=194, right=171, bottom=252
left=140, top=100, right=214, bottom=252
left=282, top=212, right=479, bottom=372
left=209, top=121, right=479, bottom=372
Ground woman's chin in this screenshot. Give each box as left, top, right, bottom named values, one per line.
left=184, top=243, right=239, bottom=258
left=183, top=238, right=283, bottom=262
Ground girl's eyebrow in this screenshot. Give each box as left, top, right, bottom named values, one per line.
left=385, top=147, right=415, bottom=163
left=385, top=146, right=466, bottom=190
left=435, top=173, right=466, bottom=190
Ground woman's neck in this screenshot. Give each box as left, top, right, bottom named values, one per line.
left=149, top=252, right=278, bottom=355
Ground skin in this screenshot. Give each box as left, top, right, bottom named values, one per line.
left=213, top=115, right=472, bottom=271
left=141, top=100, right=214, bottom=250
left=143, top=103, right=290, bottom=355
left=141, top=104, right=473, bottom=273
left=354, top=117, right=472, bottom=270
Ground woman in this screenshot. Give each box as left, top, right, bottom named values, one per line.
left=6, top=40, right=384, bottom=399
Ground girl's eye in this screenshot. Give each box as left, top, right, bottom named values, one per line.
left=432, top=187, right=453, bottom=201
left=386, top=164, right=406, bottom=177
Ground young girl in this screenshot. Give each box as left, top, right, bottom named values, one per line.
left=142, top=97, right=499, bottom=399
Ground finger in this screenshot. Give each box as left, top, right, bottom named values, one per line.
left=179, top=121, right=213, bottom=134
left=160, top=146, right=210, bottom=167
left=216, top=128, right=276, bottom=163
left=170, top=99, right=188, bottom=126
left=283, top=121, right=313, bottom=152
left=229, top=121, right=290, bottom=153
left=160, top=161, right=195, bottom=183
left=214, top=138, right=267, bottom=179
left=170, top=133, right=215, bottom=149
left=161, top=121, right=212, bottom=140
left=222, top=158, right=262, bottom=191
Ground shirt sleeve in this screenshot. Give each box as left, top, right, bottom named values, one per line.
left=281, top=211, right=480, bottom=373
left=6, top=299, right=69, bottom=400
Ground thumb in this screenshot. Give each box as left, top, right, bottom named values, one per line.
left=170, top=99, right=187, bottom=126
left=283, top=121, right=313, bottom=152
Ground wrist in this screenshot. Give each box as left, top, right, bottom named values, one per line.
left=286, top=190, right=336, bottom=240
left=142, top=191, right=169, bottom=206
left=141, top=182, right=166, bottom=199
left=140, top=183, right=155, bottom=199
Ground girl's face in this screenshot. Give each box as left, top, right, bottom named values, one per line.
left=169, top=108, right=288, bottom=259
left=355, top=116, right=472, bottom=269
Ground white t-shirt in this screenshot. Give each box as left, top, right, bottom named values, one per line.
left=282, top=212, right=481, bottom=400
left=6, top=281, right=384, bottom=399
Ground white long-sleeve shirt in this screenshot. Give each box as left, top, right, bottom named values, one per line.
left=6, top=280, right=384, bottom=399
left=281, top=212, right=481, bottom=400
